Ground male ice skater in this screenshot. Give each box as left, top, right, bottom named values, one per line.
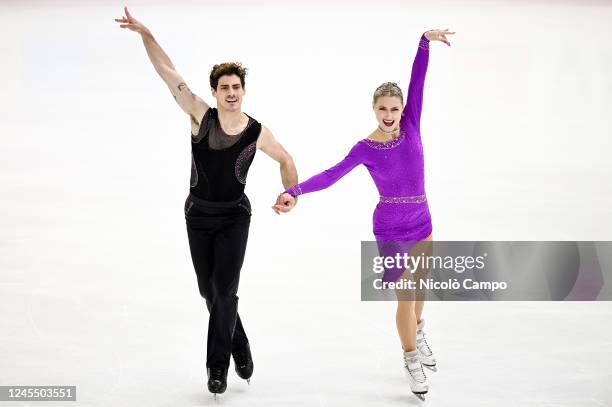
left=115, top=7, right=297, bottom=396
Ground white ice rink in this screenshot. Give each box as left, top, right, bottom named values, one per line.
left=1, top=1, right=612, bottom=406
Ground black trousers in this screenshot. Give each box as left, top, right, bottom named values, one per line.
left=185, top=193, right=252, bottom=368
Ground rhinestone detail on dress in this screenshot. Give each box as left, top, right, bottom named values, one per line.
left=288, top=184, right=303, bottom=196
left=419, top=36, right=430, bottom=51
left=362, top=132, right=406, bottom=150
left=379, top=194, right=427, bottom=204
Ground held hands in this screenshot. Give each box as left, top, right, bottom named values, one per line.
left=272, top=193, right=297, bottom=215
left=115, top=6, right=149, bottom=36
left=424, top=29, right=456, bottom=46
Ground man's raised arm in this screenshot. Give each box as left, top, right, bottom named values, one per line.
left=115, top=6, right=209, bottom=127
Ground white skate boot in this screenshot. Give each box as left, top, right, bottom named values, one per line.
left=417, top=319, right=437, bottom=371
left=403, top=349, right=428, bottom=401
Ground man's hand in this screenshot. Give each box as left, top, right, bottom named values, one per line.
left=115, top=6, right=149, bottom=36
left=272, top=193, right=296, bottom=215
left=424, top=29, right=456, bottom=46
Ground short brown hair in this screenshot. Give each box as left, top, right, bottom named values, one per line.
left=209, top=62, right=248, bottom=90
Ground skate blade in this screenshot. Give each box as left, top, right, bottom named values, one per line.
left=414, top=392, right=426, bottom=401
left=423, top=364, right=437, bottom=372
left=247, top=378, right=251, bottom=385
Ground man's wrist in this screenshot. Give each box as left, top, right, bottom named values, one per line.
left=141, top=29, right=153, bottom=40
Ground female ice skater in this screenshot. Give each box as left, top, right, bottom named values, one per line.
left=274, top=29, right=454, bottom=400
left=115, top=7, right=298, bottom=398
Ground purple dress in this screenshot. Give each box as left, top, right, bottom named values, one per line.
left=286, top=34, right=433, bottom=282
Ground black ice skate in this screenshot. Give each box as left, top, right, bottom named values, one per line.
left=207, top=366, right=228, bottom=399
left=232, top=343, right=254, bottom=384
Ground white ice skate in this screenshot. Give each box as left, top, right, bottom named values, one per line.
left=403, top=349, right=428, bottom=401
left=417, top=319, right=437, bottom=372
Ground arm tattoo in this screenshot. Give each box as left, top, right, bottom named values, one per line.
left=178, top=82, right=196, bottom=97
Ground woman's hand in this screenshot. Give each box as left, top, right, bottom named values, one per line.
left=115, top=6, right=150, bottom=36
left=272, top=193, right=296, bottom=215
left=424, top=29, right=456, bottom=46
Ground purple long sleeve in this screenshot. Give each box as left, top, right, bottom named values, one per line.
left=285, top=143, right=362, bottom=197
left=400, top=34, right=430, bottom=132
left=286, top=34, right=431, bottom=199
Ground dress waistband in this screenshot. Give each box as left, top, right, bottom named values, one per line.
left=187, top=193, right=245, bottom=208
left=379, top=194, right=427, bottom=204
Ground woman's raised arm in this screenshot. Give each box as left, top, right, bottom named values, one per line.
left=400, top=29, right=455, bottom=132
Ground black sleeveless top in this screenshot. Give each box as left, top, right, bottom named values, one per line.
left=190, top=108, right=262, bottom=201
